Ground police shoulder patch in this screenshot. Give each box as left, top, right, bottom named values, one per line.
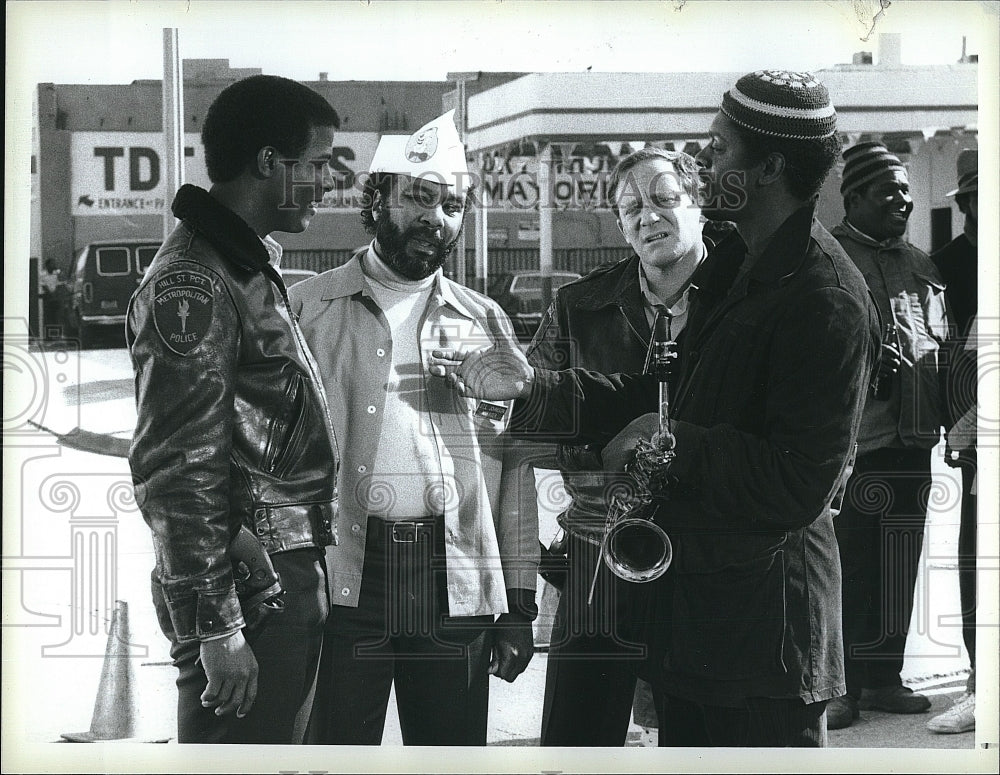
left=152, top=268, right=215, bottom=355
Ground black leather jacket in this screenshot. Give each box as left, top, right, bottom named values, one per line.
left=127, top=185, right=339, bottom=643
left=526, top=233, right=730, bottom=540
left=526, top=255, right=671, bottom=540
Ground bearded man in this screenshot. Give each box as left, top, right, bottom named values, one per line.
left=289, top=111, right=538, bottom=746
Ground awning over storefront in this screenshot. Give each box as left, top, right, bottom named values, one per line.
left=464, top=68, right=978, bottom=153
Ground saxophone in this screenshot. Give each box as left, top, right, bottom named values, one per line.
left=588, top=311, right=676, bottom=604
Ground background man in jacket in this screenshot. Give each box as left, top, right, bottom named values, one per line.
left=827, top=142, right=948, bottom=730
left=127, top=75, right=342, bottom=743
left=926, top=148, right=978, bottom=735
left=290, top=111, right=538, bottom=746
left=522, top=147, right=718, bottom=746
left=429, top=70, right=881, bottom=748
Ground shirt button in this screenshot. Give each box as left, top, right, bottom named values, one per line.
left=341, top=587, right=350, bottom=596
left=357, top=464, right=367, bottom=473
left=376, top=348, right=386, bottom=357
left=367, top=405, right=376, bottom=414
left=351, top=523, right=361, bottom=533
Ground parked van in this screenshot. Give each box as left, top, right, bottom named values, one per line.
left=63, top=240, right=160, bottom=347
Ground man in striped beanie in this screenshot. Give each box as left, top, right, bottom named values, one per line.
left=828, top=142, right=948, bottom=730
left=839, top=142, right=912, bottom=239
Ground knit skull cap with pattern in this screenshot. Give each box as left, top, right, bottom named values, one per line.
left=840, top=142, right=907, bottom=195
left=720, top=70, right=837, bottom=140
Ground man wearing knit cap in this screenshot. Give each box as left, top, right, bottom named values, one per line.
left=926, top=148, right=978, bottom=735
left=827, top=142, right=949, bottom=730
left=290, top=110, right=538, bottom=745
left=428, top=70, right=880, bottom=747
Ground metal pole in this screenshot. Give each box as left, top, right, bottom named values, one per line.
left=537, top=141, right=553, bottom=311
left=455, top=77, right=468, bottom=287
left=162, top=28, right=184, bottom=241
left=475, top=158, right=489, bottom=294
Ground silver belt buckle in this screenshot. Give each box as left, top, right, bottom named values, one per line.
left=390, top=521, right=423, bottom=543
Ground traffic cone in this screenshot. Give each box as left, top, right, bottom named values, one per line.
left=61, top=600, right=138, bottom=742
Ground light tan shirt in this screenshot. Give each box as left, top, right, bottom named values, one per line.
left=289, top=249, right=538, bottom=616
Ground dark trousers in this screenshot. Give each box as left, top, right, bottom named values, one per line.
left=657, top=694, right=828, bottom=747
left=834, top=447, right=931, bottom=695
left=154, top=548, right=328, bottom=744
left=958, top=451, right=977, bottom=678
left=41, top=295, right=62, bottom=336
left=540, top=533, right=644, bottom=746
left=308, top=517, right=493, bottom=746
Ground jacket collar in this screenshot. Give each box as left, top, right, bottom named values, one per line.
left=171, top=185, right=271, bottom=273
left=573, top=255, right=643, bottom=312
left=573, top=234, right=714, bottom=313
left=686, top=204, right=820, bottom=303
left=687, top=227, right=746, bottom=300
left=320, top=245, right=477, bottom=321
left=744, top=202, right=819, bottom=287
left=321, top=253, right=368, bottom=301
left=832, top=217, right=908, bottom=251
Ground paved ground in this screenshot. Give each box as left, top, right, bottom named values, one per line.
left=2, top=341, right=997, bottom=773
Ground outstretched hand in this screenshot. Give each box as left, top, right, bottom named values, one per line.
left=428, top=308, right=535, bottom=400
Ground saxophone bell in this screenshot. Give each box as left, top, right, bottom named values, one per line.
left=602, top=500, right=673, bottom=583
left=599, top=438, right=674, bottom=587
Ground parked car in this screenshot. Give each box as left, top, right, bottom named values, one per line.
left=62, top=240, right=161, bottom=348
left=487, top=271, right=581, bottom=342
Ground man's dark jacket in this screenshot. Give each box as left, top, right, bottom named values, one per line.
left=526, top=229, right=734, bottom=541
left=526, top=246, right=700, bottom=539
left=932, top=232, right=978, bottom=426
left=127, top=185, right=339, bottom=644
left=512, top=204, right=881, bottom=705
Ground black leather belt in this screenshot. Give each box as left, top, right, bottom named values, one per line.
left=370, top=516, right=441, bottom=544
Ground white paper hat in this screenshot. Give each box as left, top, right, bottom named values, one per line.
left=368, top=109, right=469, bottom=188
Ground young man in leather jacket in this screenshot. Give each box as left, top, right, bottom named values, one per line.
left=127, top=74, right=341, bottom=743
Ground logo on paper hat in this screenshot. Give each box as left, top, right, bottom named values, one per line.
left=406, top=126, right=438, bottom=162
left=369, top=110, right=469, bottom=188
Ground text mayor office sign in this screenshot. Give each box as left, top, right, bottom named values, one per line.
left=70, top=132, right=378, bottom=216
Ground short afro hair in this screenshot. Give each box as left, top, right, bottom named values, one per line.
left=202, top=74, right=340, bottom=183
